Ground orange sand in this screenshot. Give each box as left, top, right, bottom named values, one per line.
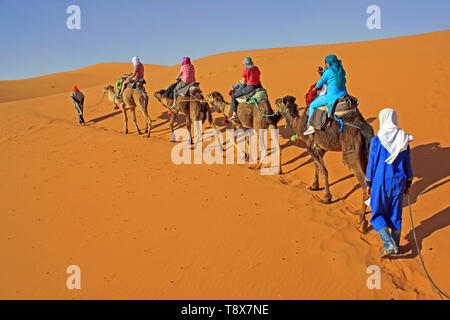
left=0, top=30, right=449, bottom=299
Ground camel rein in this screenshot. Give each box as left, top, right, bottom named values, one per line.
left=84, top=92, right=106, bottom=109
left=407, top=195, right=449, bottom=299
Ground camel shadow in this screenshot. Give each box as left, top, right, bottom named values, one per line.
left=87, top=111, right=121, bottom=125
left=409, top=142, right=450, bottom=206
left=391, top=206, right=450, bottom=260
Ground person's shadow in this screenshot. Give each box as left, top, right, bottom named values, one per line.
left=393, top=206, right=449, bottom=259
left=409, top=143, right=450, bottom=206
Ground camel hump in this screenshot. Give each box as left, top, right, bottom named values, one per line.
left=333, top=94, right=359, bottom=113
left=189, top=83, right=202, bottom=95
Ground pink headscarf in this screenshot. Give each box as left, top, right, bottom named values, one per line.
left=182, top=57, right=191, bottom=65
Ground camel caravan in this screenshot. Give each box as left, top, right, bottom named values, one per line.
left=77, top=54, right=375, bottom=233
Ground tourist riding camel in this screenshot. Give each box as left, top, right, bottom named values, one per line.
left=165, top=57, right=196, bottom=109
left=230, top=57, right=262, bottom=121
left=116, top=56, right=145, bottom=99
left=304, top=54, right=348, bottom=135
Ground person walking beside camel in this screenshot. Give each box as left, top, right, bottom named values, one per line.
left=70, top=86, right=85, bottom=126
left=366, top=108, right=414, bottom=258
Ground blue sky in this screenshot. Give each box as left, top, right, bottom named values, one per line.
left=1, top=0, right=449, bottom=80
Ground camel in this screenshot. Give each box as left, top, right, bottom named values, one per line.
left=205, top=91, right=283, bottom=174
left=103, top=85, right=152, bottom=137
left=154, top=87, right=217, bottom=144
left=276, top=95, right=375, bottom=233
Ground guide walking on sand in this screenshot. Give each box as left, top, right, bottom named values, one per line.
left=70, top=86, right=85, bottom=126
left=365, top=108, right=414, bottom=258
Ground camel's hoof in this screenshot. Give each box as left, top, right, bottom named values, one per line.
left=320, top=195, right=332, bottom=204
left=248, top=165, right=257, bottom=170
left=124, top=130, right=129, bottom=134
left=309, top=186, right=320, bottom=191
left=137, top=131, right=142, bottom=135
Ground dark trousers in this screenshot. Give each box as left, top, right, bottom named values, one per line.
left=72, top=100, right=85, bottom=125
left=230, top=84, right=262, bottom=112
left=173, top=80, right=188, bottom=100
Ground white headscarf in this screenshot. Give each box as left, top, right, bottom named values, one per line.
left=132, top=56, right=141, bottom=66
left=377, top=108, right=413, bottom=164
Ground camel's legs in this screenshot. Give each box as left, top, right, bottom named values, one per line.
left=136, top=98, right=152, bottom=138
left=310, top=162, right=320, bottom=190
left=121, top=105, right=129, bottom=134
left=186, top=115, right=193, bottom=145
left=255, top=129, right=265, bottom=170
left=269, top=124, right=283, bottom=175
left=169, top=111, right=177, bottom=142
left=232, top=133, right=248, bottom=161
left=130, top=108, right=141, bottom=135
left=309, top=146, right=331, bottom=203
left=343, top=150, right=369, bottom=233
left=208, top=111, right=225, bottom=152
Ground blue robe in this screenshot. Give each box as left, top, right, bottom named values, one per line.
left=365, top=136, right=413, bottom=231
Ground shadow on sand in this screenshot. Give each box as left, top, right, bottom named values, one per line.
left=391, top=206, right=450, bottom=260
left=409, top=142, right=450, bottom=206
left=87, top=111, right=121, bottom=125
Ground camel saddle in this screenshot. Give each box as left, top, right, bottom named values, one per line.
left=127, top=79, right=147, bottom=91
left=309, top=94, right=359, bottom=130
left=236, top=88, right=267, bottom=104
left=177, top=82, right=201, bottom=97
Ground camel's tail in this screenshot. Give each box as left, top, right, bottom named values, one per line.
left=360, top=121, right=375, bottom=155
left=265, top=100, right=282, bottom=126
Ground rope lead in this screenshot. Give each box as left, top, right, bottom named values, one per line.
left=408, top=195, right=449, bottom=299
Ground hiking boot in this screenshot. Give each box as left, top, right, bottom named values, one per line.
left=303, top=126, right=315, bottom=136
left=380, top=246, right=396, bottom=258
left=230, top=114, right=238, bottom=121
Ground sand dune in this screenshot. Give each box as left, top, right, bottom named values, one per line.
left=0, top=30, right=449, bottom=299
left=0, top=63, right=169, bottom=104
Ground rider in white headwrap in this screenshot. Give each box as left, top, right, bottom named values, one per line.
left=377, top=108, right=414, bottom=164
left=132, top=56, right=141, bottom=66
left=117, top=56, right=145, bottom=98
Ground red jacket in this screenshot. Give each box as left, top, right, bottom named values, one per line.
left=305, top=84, right=317, bottom=106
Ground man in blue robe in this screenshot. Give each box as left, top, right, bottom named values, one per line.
left=365, top=108, right=414, bottom=258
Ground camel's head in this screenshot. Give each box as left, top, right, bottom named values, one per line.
left=276, top=96, right=298, bottom=119
left=154, top=89, right=166, bottom=102
left=103, top=85, right=115, bottom=94
left=206, top=91, right=227, bottom=113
